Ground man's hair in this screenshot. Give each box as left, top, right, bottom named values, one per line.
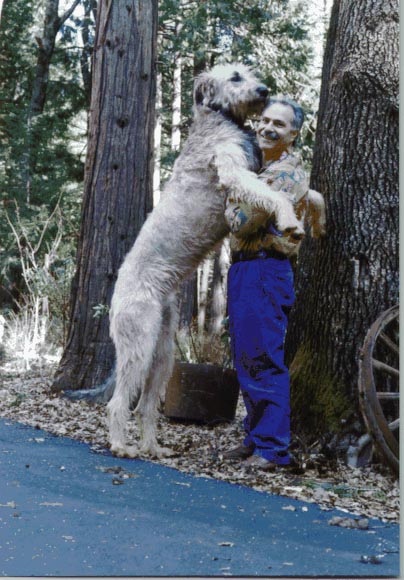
left=266, top=96, right=304, bottom=131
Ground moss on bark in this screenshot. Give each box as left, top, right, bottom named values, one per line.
left=290, top=344, right=352, bottom=437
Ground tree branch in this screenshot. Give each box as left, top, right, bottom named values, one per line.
left=59, top=0, right=82, bottom=26
left=4, top=207, right=33, bottom=296
left=33, top=191, right=64, bottom=255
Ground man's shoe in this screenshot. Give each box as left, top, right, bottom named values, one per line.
left=241, top=455, right=279, bottom=471
left=222, top=444, right=254, bottom=460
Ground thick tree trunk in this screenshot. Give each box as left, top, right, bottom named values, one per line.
left=286, top=0, right=399, bottom=435
left=53, top=0, right=158, bottom=391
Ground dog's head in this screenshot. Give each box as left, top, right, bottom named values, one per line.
left=193, top=63, right=268, bottom=126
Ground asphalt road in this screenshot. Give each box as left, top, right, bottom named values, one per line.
left=0, top=418, right=400, bottom=577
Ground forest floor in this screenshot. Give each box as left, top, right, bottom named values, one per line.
left=0, top=362, right=399, bottom=524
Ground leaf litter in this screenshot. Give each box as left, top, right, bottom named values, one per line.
left=0, top=364, right=399, bottom=523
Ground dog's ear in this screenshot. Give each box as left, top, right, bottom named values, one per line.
left=193, top=73, right=218, bottom=109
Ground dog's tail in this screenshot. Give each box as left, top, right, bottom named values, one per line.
left=63, top=367, right=116, bottom=404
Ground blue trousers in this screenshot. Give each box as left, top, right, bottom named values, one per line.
left=227, top=257, right=295, bottom=464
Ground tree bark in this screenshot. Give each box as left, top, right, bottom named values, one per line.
left=53, top=0, right=158, bottom=391
left=286, top=0, right=399, bottom=435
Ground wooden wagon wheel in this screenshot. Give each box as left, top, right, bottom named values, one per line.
left=358, top=305, right=399, bottom=475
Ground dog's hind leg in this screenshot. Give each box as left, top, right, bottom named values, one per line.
left=135, top=293, right=179, bottom=458
left=107, top=300, right=163, bottom=458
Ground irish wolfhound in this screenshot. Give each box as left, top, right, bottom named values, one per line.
left=107, top=63, right=303, bottom=459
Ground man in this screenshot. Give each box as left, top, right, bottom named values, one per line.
left=223, top=96, right=325, bottom=471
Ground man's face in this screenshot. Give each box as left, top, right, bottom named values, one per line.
left=256, top=102, right=298, bottom=160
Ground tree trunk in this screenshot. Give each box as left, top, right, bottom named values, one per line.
left=286, top=0, right=399, bottom=435
left=171, top=48, right=182, bottom=152
left=53, top=0, right=158, bottom=391
left=30, top=0, right=81, bottom=115
left=153, top=69, right=162, bottom=206
left=24, top=0, right=81, bottom=201
left=173, top=8, right=196, bottom=331
left=197, top=255, right=213, bottom=334
left=80, top=0, right=97, bottom=107
left=207, top=239, right=230, bottom=335
left=177, top=274, right=197, bottom=330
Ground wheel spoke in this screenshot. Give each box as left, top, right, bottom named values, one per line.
left=379, top=331, right=399, bottom=356
left=372, top=358, right=399, bottom=378
left=388, top=418, right=400, bottom=431
left=376, top=392, right=399, bottom=400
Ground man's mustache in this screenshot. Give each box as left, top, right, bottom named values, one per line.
left=262, top=131, right=279, bottom=140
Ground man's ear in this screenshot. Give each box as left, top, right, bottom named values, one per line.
left=289, top=129, right=299, bottom=144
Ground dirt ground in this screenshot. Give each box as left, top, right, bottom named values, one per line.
left=0, top=363, right=399, bottom=523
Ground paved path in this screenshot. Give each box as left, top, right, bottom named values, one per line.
left=0, top=419, right=400, bottom=577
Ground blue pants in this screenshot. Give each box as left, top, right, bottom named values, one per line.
left=228, top=257, right=295, bottom=464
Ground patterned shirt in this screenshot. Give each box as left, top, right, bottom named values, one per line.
left=225, top=150, right=309, bottom=257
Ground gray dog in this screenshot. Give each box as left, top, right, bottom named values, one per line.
left=107, top=63, right=303, bottom=458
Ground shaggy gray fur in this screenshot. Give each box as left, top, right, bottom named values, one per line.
left=106, top=63, right=303, bottom=458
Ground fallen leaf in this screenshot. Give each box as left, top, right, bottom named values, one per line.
left=360, top=554, right=384, bottom=565
left=40, top=502, right=63, bottom=507
left=218, top=542, right=235, bottom=547
left=0, top=501, right=16, bottom=508
left=328, top=516, right=369, bottom=529
left=96, top=466, right=123, bottom=474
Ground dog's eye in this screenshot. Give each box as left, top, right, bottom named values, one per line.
left=230, top=72, right=242, bottom=83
